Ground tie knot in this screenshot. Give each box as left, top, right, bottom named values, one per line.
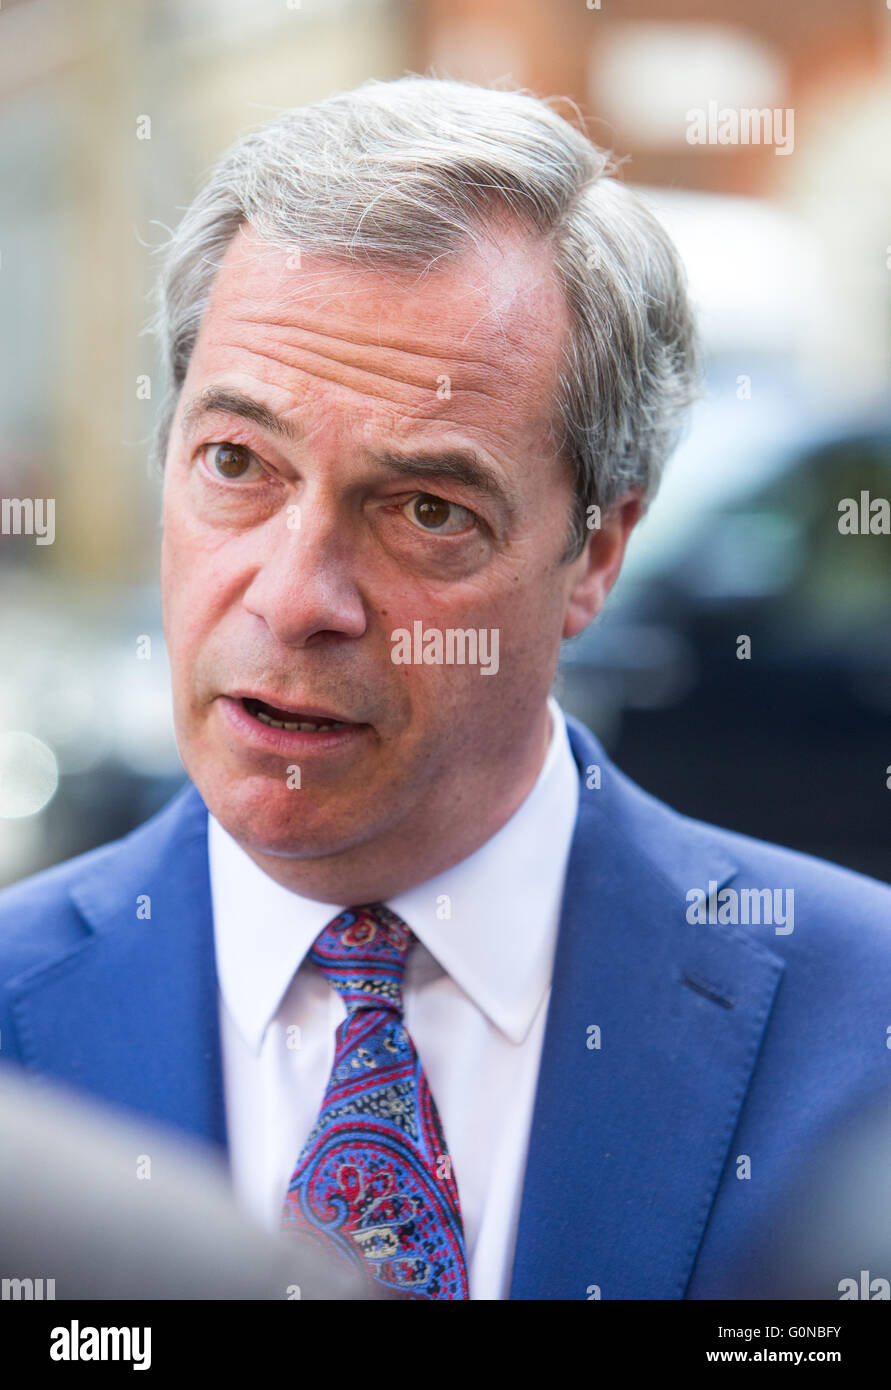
left=310, top=904, right=415, bottom=1015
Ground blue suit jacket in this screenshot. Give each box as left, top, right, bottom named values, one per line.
left=1, top=715, right=889, bottom=1299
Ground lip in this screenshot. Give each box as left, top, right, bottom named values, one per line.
left=217, top=694, right=373, bottom=756
left=228, top=690, right=362, bottom=724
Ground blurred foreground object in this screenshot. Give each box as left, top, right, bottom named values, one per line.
left=0, top=1062, right=369, bottom=1300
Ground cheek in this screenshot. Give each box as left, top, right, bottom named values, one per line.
left=161, top=512, right=222, bottom=675
left=161, top=518, right=194, bottom=633
left=489, top=568, right=565, bottom=639
left=482, top=580, right=567, bottom=696
left=160, top=478, right=192, bottom=591
left=163, top=483, right=237, bottom=605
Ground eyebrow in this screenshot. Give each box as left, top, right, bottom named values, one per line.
left=180, top=387, right=301, bottom=443
left=369, top=449, right=514, bottom=520
left=179, top=385, right=514, bottom=518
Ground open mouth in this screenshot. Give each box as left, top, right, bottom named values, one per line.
left=241, top=697, right=353, bottom=733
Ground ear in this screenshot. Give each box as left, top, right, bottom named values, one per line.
left=562, top=494, right=643, bottom=640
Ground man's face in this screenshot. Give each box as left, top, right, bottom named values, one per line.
left=161, top=221, right=632, bottom=899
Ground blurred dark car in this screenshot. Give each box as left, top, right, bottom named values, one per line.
left=558, top=411, right=891, bottom=884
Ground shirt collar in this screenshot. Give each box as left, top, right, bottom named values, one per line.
left=210, top=696, right=580, bottom=1053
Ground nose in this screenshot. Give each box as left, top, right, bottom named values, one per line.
left=241, top=498, right=367, bottom=647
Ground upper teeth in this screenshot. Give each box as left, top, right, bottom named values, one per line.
left=254, top=709, right=341, bottom=732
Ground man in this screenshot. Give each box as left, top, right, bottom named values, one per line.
left=1, top=76, right=889, bottom=1301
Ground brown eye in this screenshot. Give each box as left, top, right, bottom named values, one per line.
left=207, top=443, right=253, bottom=479
left=404, top=493, right=475, bottom=535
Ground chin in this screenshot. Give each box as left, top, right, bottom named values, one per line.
left=199, top=770, right=365, bottom=861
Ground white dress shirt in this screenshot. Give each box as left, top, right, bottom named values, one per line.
left=209, top=694, right=580, bottom=1300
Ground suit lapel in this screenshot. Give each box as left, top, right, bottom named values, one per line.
left=509, top=718, right=784, bottom=1299
left=10, top=783, right=228, bottom=1155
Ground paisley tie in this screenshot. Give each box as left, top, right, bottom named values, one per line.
left=281, top=903, right=469, bottom=1299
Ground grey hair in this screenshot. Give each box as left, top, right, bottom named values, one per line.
left=148, top=74, right=699, bottom=561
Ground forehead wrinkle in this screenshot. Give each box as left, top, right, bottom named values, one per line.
left=227, top=237, right=519, bottom=352
left=225, top=216, right=565, bottom=354
left=228, top=340, right=504, bottom=415
left=254, top=266, right=504, bottom=362
left=225, top=319, right=509, bottom=404
left=228, top=308, right=504, bottom=378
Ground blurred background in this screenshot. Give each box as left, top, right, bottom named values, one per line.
left=1, top=0, right=889, bottom=886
